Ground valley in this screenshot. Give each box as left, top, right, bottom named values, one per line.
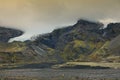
left=0, top=19, right=120, bottom=80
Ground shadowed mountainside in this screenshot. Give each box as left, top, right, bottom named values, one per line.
left=0, top=27, right=24, bottom=42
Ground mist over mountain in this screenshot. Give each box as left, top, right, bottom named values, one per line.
left=0, top=0, right=120, bottom=40
left=0, top=19, right=120, bottom=64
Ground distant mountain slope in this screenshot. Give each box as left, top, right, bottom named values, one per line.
left=0, top=27, right=23, bottom=42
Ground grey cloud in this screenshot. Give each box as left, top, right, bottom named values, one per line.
left=0, top=0, right=120, bottom=41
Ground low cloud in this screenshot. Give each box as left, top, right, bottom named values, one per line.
left=0, top=0, right=120, bottom=40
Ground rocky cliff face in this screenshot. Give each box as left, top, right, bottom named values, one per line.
left=103, top=23, right=120, bottom=40
left=0, top=27, right=24, bottom=42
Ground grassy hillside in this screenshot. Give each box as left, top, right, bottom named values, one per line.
left=0, top=41, right=43, bottom=63
left=0, top=41, right=26, bottom=52
left=0, top=41, right=27, bottom=63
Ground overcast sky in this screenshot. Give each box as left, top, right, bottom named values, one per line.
left=0, top=0, right=120, bottom=41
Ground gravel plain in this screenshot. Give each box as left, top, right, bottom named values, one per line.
left=0, top=69, right=120, bottom=80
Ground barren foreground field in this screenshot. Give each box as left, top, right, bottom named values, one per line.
left=0, top=69, right=120, bottom=80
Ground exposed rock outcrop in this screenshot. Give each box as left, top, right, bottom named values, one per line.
left=103, top=23, right=120, bottom=40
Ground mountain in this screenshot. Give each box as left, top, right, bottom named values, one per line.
left=103, top=23, right=120, bottom=40
left=89, top=23, right=120, bottom=62
left=0, top=20, right=120, bottom=64
left=0, top=27, right=23, bottom=42
left=35, top=19, right=103, bottom=49
left=33, top=19, right=120, bottom=62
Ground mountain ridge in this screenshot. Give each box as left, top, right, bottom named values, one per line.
left=0, top=19, right=120, bottom=63
left=33, top=19, right=120, bottom=62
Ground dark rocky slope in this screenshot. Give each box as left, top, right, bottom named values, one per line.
left=0, top=27, right=23, bottom=42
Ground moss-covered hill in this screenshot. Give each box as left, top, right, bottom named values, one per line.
left=0, top=41, right=26, bottom=63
